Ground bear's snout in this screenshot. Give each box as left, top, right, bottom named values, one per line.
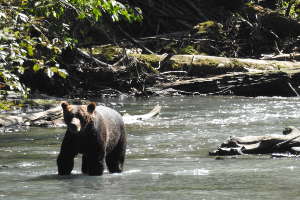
left=69, top=117, right=81, bottom=133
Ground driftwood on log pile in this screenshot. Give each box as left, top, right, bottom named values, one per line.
left=209, top=127, right=300, bottom=157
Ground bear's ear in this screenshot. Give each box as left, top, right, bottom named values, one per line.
left=61, top=101, right=70, bottom=111
left=87, top=102, right=96, bottom=113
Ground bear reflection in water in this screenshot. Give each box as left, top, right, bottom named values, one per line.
left=57, top=102, right=127, bottom=176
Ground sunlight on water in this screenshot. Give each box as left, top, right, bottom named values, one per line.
left=17, top=162, right=41, bottom=168
left=174, top=168, right=210, bottom=176
left=1, top=96, right=300, bottom=199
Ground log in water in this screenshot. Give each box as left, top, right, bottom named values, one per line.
left=209, top=126, right=300, bottom=156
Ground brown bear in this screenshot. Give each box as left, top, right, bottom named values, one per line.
left=57, top=101, right=127, bottom=176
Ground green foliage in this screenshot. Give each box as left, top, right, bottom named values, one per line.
left=281, top=0, right=300, bottom=18
left=248, top=0, right=300, bottom=18
left=0, top=6, right=31, bottom=97
left=0, top=100, right=16, bottom=111
left=178, top=45, right=199, bottom=55
left=0, top=0, right=142, bottom=99
left=193, top=21, right=221, bottom=34
left=24, top=0, right=142, bottom=23
left=88, top=45, right=122, bottom=61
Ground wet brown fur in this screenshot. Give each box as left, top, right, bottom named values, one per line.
left=57, top=102, right=126, bottom=176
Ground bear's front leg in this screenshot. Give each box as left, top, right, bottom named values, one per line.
left=57, top=154, right=75, bottom=175
left=81, top=154, right=88, bottom=174
left=86, top=153, right=105, bottom=176
left=105, top=141, right=126, bottom=173
left=57, top=134, right=78, bottom=175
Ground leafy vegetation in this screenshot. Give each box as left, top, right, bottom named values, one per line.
left=0, top=0, right=142, bottom=98
left=269, top=0, right=300, bottom=17
left=247, top=0, right=300, bottom=18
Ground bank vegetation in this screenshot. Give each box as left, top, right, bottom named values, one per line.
left=2, top=0, right=300, bottom=109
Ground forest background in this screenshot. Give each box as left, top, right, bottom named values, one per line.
left=1, top=0, right=300, bottom=109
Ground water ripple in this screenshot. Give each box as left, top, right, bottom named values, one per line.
left=174, top=168, right=209, bottom=176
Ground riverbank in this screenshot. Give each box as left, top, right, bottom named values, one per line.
left=21, top=47, right=300, bottom=99
left=3, top=1, right=300, bottom=99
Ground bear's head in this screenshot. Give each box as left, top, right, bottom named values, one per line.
left=61, top=102, right=96, bottom=133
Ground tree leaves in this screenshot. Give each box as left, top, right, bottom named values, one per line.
left=26, top=44, right=34, bottom=57
left=33, top=64, right=40, bottom=72
left=57, top=68, right=68, bottom=79
left=92, top=7, right=102, bottom=21
left=0, top=0, right=142, bottom=98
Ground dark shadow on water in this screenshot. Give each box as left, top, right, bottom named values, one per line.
left=27, top=172, right=125, bottom=192
left=27, top=171, right=125, bottom=181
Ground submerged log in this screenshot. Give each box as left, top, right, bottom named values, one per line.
left=209, top=127, right=300, bottom=156
left=0, top=104, right=161, bottom=129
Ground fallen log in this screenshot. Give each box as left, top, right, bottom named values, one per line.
left=132, top=54, right=300, bottom=96
left=260, top=53, right=300, bottom=61
left=209, top=126, right=300, bottom=156
left=0, top=104, right=161, bottom=129
left=132, top=54, right=300, bottom=73
left=122, top=104, right=161, bottom=124
left=147, top=70, right=300, bottom=97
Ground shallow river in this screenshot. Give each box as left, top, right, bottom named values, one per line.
left=1, top=96, right=300, bottom=200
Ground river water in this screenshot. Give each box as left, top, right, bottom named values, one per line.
left=1, top=96, right=300, bottom=200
